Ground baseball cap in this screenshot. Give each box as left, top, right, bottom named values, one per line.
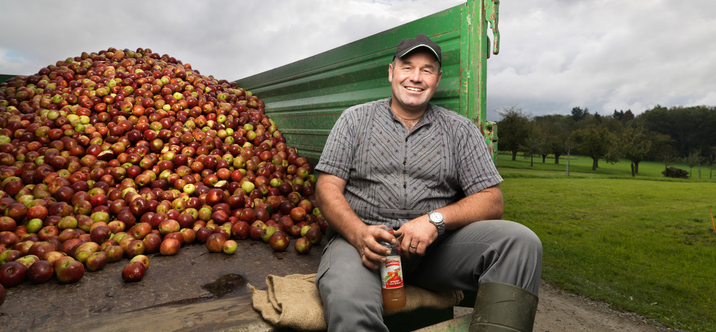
left=393, top=34, right=442, bottom=64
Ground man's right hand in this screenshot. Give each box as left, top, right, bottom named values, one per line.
left=316, top=172, right=398, bottom=269
left=355, top=225, right=397, bottom=270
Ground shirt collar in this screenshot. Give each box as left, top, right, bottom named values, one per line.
left=383, top=97, right=435, bottom=126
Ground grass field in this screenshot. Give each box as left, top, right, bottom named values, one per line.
left=497, top=153, right=716, bottom=331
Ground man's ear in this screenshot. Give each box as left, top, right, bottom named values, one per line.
left=436, top=70, right=443, bottom=88
left=388, top=63, right=394, bottom=83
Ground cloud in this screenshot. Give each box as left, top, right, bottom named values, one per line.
left=489, top=0, right=716, bottom=118
left=2, top=0, right=714, bottom=121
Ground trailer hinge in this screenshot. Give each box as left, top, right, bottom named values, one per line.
left=486, top=0, right=500, bottom=57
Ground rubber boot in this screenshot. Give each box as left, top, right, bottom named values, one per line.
left=469, top=282, right=539, bottom=332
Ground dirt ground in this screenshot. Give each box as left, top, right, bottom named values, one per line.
left=526, top=281, right=684, bottom=332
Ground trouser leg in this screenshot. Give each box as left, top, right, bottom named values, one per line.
left=316, top=235, right=388, bottom=332
left=404, top=220, right=542, bottom=295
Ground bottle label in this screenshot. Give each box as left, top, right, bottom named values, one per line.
left=381, top=255, right=403, bottom=289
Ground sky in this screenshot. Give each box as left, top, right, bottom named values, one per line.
left=1, top=0, right=714, bottom=122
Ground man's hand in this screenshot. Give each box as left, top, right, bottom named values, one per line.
left=355, top=225, right=397, bottom=270
left=393, top=184, right=504, bottom=259
left=317, top=172, right=395, bottom=270
left=396, top=215, right=438, bottom=259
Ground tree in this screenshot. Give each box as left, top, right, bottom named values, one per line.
left=657, top=147, right=678, bottom=177
left=519, top=123, right=544, bottom=167
left=571, top=106, right=590, bottom=122
left=616, top=126, right=672, bottom=176
left=621, top=110, right=635, bottom=124
left=683, top=150, right=701, bottom=178
left=570, top=123, right=618, bottom=170
left=710, top=147, right=716, bottom=178
left=497, top=106, right=531, bottom=161
left=534, top=114, right=571, bottom=164
left=708, top=155, right=716, bottom=179
left=613, top=110, right=624, bottom=121
left=617, top=126, right=651, bottom=177
left=639, top=105, right=716, bottom=159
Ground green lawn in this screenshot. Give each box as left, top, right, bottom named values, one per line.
left=497, top=152, right=716, bottom=181
left=496, top=154, right=716, bottom=331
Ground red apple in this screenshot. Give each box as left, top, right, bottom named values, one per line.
left=294, top=237, right=312, bottom=254
left=269, top=231, right=290, bottom=252
left=122, top=261, right=145, bottom=282
left=85, top=251, right=108, bottom=272
left=205, top=233, right=226, bottom=253
left=0, top=261, right=27, bottom=287
left=55, top=259, right=84, bottom=283
left=71, top=241, right=98, bottom=264
left=231, top=221, right=250, bottom=240
left=44, top=251, right=66, bottom=265
left=103, top=245, right=124, bottom=263
left=142, top=233, right=162, bottom=254
left=27, top=261, right=55, bottom=284
left=196, top=227, right=213, bottom=244
left=290, top=207, right=306, bottom=222
left=158, top=219, right=180, bottom=235
left=28, top=242, right=55, bottom=260
left=130, top=222, right=152, bottom=240
left=125, top=240, right=146, bottom=258
left=90, top=225, right=112, bottom=244
left=0, top=216, right=16, bottom=232
left=160, top=238, right=181, bottom=256
left=0, top=231, right=19, bottom=248
left=179, top=228, right=196, bottom=245
left=14, top=255, right=40, bottom=269
left=130, top=255, right=150, bottom=270
left=249, top=225, right=263, bottom=241
left=305, top=227, right=323, bottom=245
left=288, top=225, right=302, bottom=238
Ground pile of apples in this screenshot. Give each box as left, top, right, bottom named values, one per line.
left=0, top=47, right=327, bottom=300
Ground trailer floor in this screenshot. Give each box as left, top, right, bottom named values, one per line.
left=1, top=240, right=684, bottom=332
left=0, top=239, right=323, bottom=332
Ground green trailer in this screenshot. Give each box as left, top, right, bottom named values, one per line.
left=0, top=2, right=502, bottom=331
left=0, top=74, right=17, bottom=84
left=235, top=0, right=500, bottom=166
left=234, top=1, right=501, bottom=330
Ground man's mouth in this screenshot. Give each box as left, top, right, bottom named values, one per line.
left=404, top=86, right=424, bottom=92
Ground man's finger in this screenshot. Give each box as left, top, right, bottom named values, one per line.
left=392, top=229, right=402, bottom=238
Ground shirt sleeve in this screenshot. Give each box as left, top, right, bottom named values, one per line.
left=455, top=120, right=503, bottom=196
left=314, top=108, right=356, bottom=180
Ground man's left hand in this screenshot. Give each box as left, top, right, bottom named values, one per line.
left=396, top=215, right=438, bottom=259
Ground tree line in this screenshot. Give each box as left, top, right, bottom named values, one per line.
left=496, top=105, right=716, bottom=178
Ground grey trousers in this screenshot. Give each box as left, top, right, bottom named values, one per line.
left=315, top=220, right=542, bottom=332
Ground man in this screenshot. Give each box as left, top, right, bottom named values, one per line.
left=314, top=34, right=542, bottom=332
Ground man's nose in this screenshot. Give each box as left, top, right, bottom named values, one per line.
left=409, top=68, right=422, bottom=82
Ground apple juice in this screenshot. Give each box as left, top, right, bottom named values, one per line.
left=379, top=232, right=406, bottom=310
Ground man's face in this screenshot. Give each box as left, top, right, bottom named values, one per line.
left=388, top=49, right=442, bottom=114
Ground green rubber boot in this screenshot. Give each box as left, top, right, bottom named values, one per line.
left=469, top=282, right=539, bottom=332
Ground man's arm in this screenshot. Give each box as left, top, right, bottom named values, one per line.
left=315, top=171, right=396, bottom=269
left=397, top=184, right=503, bottom=258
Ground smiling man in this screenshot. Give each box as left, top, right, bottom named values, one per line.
left=314, top=34, right=542, bottom=332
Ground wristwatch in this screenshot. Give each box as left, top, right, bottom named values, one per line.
left=428, top=210, right=445, bottom=235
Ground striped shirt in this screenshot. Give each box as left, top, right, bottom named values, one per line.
left=315, top=98, right=502, bottom=229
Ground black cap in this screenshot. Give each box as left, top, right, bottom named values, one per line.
left=393, top=34, right=442, bottom=64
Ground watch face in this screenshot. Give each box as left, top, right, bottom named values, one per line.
left=430, top=211, right=443, bottom=223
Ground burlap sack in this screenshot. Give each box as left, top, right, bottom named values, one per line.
left=249, top=273, right=463, bottom=331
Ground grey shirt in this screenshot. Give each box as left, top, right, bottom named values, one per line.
left=315, top=98, right=502, bottom=229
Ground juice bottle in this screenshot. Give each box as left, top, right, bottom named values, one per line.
left=379, top=228, right=406, bottom=310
